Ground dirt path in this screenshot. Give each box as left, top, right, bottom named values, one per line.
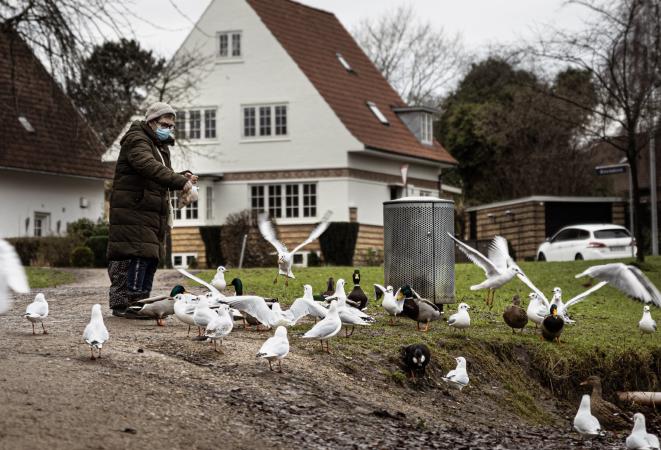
left=0, top=270, right=625, bottom=449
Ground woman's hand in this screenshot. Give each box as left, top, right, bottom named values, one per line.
left=183, top=171, right=198, bottom=184
left=182, top=180, right=193, bottom=192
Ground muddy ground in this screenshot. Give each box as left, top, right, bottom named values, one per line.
left=0, top=270, right=636, bottom=449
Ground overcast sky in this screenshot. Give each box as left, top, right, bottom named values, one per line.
left=124, top=0, right=594, bottom=58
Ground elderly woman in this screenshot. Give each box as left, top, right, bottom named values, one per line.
left=107, top=102, right=197, bottom=318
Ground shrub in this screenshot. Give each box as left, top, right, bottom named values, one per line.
left=364, top=247, right=384, bottom=266
left=307, top=251, right=321, bottom=267
left=199, top=226, right=223, bottom=269
left=319, top=222, right=359, bottom=266
left=85, top=235, right=108, bottom=267
left=39, top=236, right=81, bottom=267
left=221, top=210, right=273, bottom=268
left=67, top=218, right=108, bottom=239
left=70, top=246, right=94, bottom=267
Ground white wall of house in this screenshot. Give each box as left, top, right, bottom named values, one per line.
left=0, top=169, right=105, bottom=238
left=167, top=0, right=362, bottom=176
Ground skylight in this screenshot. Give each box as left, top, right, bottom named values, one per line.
left=367, top=101, right=389, bottom=125
left=336, top=52, right=353, bottom=72
left=18, top=116, right=34, bottom=132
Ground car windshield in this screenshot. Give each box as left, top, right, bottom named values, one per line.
left=594, top=229, right=630, bottom=239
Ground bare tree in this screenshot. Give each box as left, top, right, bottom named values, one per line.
left=353, top=4, right=468, bottom=106
left=531, top=0, right=661, bottom=261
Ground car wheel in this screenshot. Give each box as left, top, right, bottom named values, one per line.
left=537, top=253, right=546, bottom=261
left=575, top=254, right=583, bottom=261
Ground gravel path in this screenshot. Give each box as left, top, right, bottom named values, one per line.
left=0, top=270, right=627, bottom=449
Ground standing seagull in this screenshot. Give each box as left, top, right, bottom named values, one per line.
left=626, top=413, right=660, bottom=450
left=256, top=326, right=289, bottom=372
left=258, top=210, right=332, bottom=286
left=83, top=304, right=109, bottom=360
left=448, top=233, right=523, bottom=308
left=442, top=356, right=470, bottom=391
left=377, top=284, right=404, bottom=324
left=527, top=293, right=549, bottom=328
left=0, top=239, right=30, bottom=315
left=576, top=263, right=661, bottom=307
left=301, top=300, right=342, bottom=353
left=205, top=304, right=234, bottom=353
left=211, top=266, right=228, bottom=291
left=448, top=303, right=471, bottom=332
left=23, top=293, right=48, bottom=335
left=573, top=394, right=602, bottom=441
left=639, top=306, right=657, bottom=334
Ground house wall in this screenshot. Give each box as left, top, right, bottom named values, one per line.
left=0, top=169, right=105, bottom=238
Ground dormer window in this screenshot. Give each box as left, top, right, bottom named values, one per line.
left=393, top=106, right=437, bottom=145
left=218, top=31, right=242, bottom=59
left=367, top=101, right=389, bottom=125
left=421, top=113, right=433, bottom=145
left=336, top=52, right=353, bottom=72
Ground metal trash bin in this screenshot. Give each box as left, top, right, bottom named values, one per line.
left=383, top=196, right=455, bottom=305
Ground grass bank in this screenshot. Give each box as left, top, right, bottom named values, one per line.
left=26, top=267, right=75, bottom=288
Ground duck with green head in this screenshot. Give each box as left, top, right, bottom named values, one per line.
left=127, top=284, right=185, bottom=326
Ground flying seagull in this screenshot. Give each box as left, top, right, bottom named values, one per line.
left=0, top=239, right=30, bottom=315
left=576, top=263, right=661, bottom=307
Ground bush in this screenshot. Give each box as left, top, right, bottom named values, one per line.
left=67, top=218, right=108, bottom=239
left=221, top=210, right=273, bottom=268
left=319, top=222, right=359, bottom=266
left=40, top=236, right=81, bottom=267
left=199, top=226, right=223, bottom=269
left=70, top=246, right=94, bottom=267
left=85, top=235, right=108, bottom=267
left=307, top=251, right=321, bottom=267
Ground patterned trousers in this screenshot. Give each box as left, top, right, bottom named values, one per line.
left=107, top=258, right=158, bottom=309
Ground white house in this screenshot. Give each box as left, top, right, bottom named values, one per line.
left=107, top=0, right=458, bottom=267
left=0, top=30, right=109, bottom=239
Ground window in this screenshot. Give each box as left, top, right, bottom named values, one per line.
left=171, top=192, right=197, bottom=221
left=285, top=184, right=299, bottom=218
left=34, top=212, right=50, bottom=237
left=172, top=253, right=198, bottom=269
left=204, top=110, right=216, bottom=138
left=421, top=113, right=433, bottom=144
left=336, top=52, right=353, bottom=72
left=170, top=192, right=182, bottom=220
left=243, top=107, right=256, bottom=137
left=251, top=183, right=317, bottom=219
left=175, top=111, right=186, bottom=139
left=186, top=200, right=198, bottom=220
left=552, top=229, right=580, bottom=242
left=206, top=186, right=214, bottom=220
left=189, top=110, right=201, bottom=139
left=259, top=106, right=272, bottom=136
left=367, top=101, right=389, bottom=125
left=420, top=190, right=431, bottom=197
left=594, top=229, right=630, bottom=239
left=218, top=31, right=241, bottom=58
left=268, top=185, right=282, bottom=218
left=242, top=104, right=287, bottom=139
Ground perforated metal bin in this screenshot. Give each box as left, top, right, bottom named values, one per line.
left=383, top=196, right=455, bottom=305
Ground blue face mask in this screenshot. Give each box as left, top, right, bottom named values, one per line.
left=155, top=127, right=172, bottom=141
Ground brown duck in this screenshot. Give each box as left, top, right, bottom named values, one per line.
left=580, top=375, right=629, bottom=430
left=503, top=295, right=528, bottom=333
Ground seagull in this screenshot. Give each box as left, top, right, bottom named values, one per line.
left=548, top=283, right=609, bottom=324
left=336, top=297, right=373, bottom=337
left=224, top=295, right=294, bottom=328
left=527, top=292, right=549, bottom=328
left=174, top=293, right=200, bottom=336
left=301, top=300, right=342, bottom=353
left=447, top=303, right=470, bottom=332
left=211, top=266, right=228, bottom=291
left=576, top=263, right=661, bottom=307
left=257, top=210, right=332, bottom=286
left=286, top=285, right=328, bottom=323
left=626, top=413, right=660, bottom=450
left=205, top=304, right=234, bottom=353
left=256, top=326, right=289, bottom=372
left=639, top=306, right=657, bottom=334
left=448, top=233, right=523, bottom=308
left=573, top=394, right=602, bottom=440
left=176, top=268, right=226, bottom=304
left=193, top=295, right=218, bottom=333
left=442, top=356, right=470, bottom=391
left=23, top=293, right=48, bottom=335
left=0, top=238, right=30, bottom=315
left=83, top=304, right=109, bottom=360
left=376, top=284, right=404, bottom=324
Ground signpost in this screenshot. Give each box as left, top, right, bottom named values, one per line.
left=595, top=163, right=634, bottom=257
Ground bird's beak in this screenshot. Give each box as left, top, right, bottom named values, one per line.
left=396, top=292, right=404, bottom=300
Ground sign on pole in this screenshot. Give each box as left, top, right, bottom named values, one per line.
left=595, top=164, right=628, bottom=176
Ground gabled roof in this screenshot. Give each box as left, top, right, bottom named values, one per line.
left=246, top=0, right=457, bottom=165
left=0, top=29, right=111, bottom=179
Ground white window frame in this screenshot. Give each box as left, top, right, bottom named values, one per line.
left=217, top=31, right=242, bottom=59
left=421, top=113, right=433, bottom=145
left=367, top=101, right=389, bottom=125
left=336, top=52, right=353, bottom=72
left=250, top=182, right=318, bottom=220
left=174, top=107, right=218, bottom=141
left=241, top=104, right=288, bottom=140
left=34, top=212, right=50, bottom=237
left=172, top=253, right=198, bottom=269
left=206, top=186, right=214, bottom=220
left=204, top=109, right=217, bottom=139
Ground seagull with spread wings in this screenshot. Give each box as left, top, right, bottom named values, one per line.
left=258, top=210, right=332, bottom=286
left=576, top=263, right=661, bottom=307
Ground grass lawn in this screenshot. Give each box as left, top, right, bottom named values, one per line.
left=26, top=267, right=75, bottom=288
left=191, top=257, right=661, bottom=415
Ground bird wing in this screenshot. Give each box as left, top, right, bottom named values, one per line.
left=223, top=295, right=277, bottom=326
left=133, top=295, right=171, bottom=305
left=488, top=236, right=511, bottom=272
left=410, top=287, right=423, bottom=300
left=564, top=281, right=609, bottom=310
left=447, top=233, right=500, bottom=277
left=290, top=210, right=333, bottom=254
left=577, top=264, right=656, bottom=305
left=83, top=322, right=108, bottom=345
left=0, top=239, right=29, bottom=294
left=374, top=284, right=387, bottom=300
left=258, top=336, right=288, bottom=358
left=627, top=266, right=661, bottom=307
left=288, top=298, right=327, bottom=322
left=26, top=300, right=47, bottom=317
left=516, top=273, right=550, bottom=307
left=176, top=268, right=222, bottom=297
left=257, top=213, right=288, bottom=253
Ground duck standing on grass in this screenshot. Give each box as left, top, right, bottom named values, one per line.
left=626, top=413, right=660, bottom=450
left=23, top=293, right=48, bottom=335
left=573, top=394, right=602, bottom=441
left=541, top=304, right=564, bottom=343
left=580, top=376, right=629, bottom=431
left=447, top=303, right=470, bottom=333
left=639, top=306, right=657, bottom=334
left=256, top=326, right=289, bottom=372
left=347, top=270, right=368, bottom=310
left=399, top=285, right=441, bottom=332
left=503, top=295, right=527, bottom=333
left=83, top=304, right=109, bottom=360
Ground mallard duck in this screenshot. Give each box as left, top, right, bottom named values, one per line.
left=399, top=285, right=441, bottom=332
left=580, top=375, right=629, bottom=430
left=127, top=284, right=183, bottom=326
left=23, top=293, right=48, bottom=335
left=347, top=270, right=368, bottom=310
left=322, top=277, right=335, bottom=298
left=541, top=304, right=564, bottom=342
left=503, top=295, right=527, bottom=333
left=400, top=344, right=430, bottom=380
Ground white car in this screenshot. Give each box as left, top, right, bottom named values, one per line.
left=537, top=224, right=636, bottom=261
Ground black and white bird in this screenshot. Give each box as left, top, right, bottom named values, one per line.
left=83, top=304, right=109, bottom=360
left=626, top=413, right=660, bottom=450
left=541, top=304, right=564, bottom=343
left=258, top=210, right=332, bottom=285
left=0, top=238, right=30, bottom=315
left=256, top=326, right=289, bottom=372
left=23, top=293, right=48, bottom=335
left=576, top=263, right=661, bottom=307
left=400, top=344, right=431, bottom=380
left=347, top=270, right=368, bottom=310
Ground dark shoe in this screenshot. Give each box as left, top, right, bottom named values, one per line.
left=111, top=307, right=152, bottom=320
